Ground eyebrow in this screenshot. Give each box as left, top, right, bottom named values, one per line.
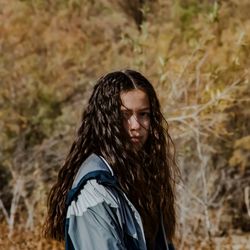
left=120, top=106, right=150, bottom=111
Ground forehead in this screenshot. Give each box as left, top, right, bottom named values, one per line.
left=120, top=89, right=150, bottom=110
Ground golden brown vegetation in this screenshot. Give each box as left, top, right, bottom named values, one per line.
left=0, top=0, right=249, bottom=249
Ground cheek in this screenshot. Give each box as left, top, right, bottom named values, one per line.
left=122, top=119, right=129, bottom=132
left=142, top=122, right=150, bottom=141
left=145, top=127, right=150, bottom=138
left=142, top=119, right=151, bottom=131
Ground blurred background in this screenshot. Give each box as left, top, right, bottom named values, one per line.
left=0, top=0, right=249, bottom=249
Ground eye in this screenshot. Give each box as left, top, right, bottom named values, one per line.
left=139, top=112, right=150, bottom=119
left=121, top=111, right=131, bottom=119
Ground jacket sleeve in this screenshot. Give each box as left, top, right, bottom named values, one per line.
left=66, top=179, right=126, bottom=250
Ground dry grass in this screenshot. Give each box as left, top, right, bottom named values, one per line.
left=0, top=222, right=63, bottom=250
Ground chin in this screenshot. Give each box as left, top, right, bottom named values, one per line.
left=134, top=142, right=146, bottom=152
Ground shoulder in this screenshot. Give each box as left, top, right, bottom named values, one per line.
left=66, top=153, right=118, bottom=206
left=66, top=179, right=119, bottom=218
left=72, top=153, right=114, bottom=188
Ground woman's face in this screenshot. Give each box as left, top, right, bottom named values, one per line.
left=120, top=88, right=151, bottom=150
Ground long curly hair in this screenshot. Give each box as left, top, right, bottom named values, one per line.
left=43, top=69, right=178, bottom=248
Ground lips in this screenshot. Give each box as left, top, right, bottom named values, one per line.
left=130, top=137, right=141, bottom=143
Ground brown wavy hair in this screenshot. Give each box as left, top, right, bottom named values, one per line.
left=43, top=69, right=179, bottom=248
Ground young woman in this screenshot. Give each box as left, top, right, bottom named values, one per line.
left=44, top=69, right=178, bottom=250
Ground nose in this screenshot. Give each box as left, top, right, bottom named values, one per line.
left=129, top=115, right=141, bottom=130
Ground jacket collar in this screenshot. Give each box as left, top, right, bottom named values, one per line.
left=72, top=153, right=113, bottom=189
